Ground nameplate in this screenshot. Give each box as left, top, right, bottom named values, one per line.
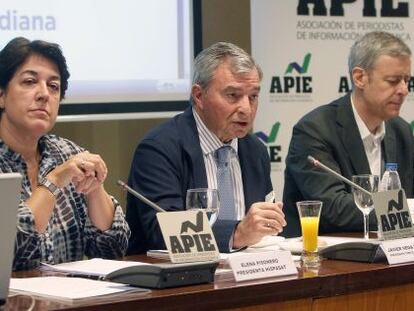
left=372, top=189, right=414, bottom=240
left=157, top=210, right=220, bottom=263
left=228, top=251, right=297, bottom=282
left=381, top=237, right=414, bottom=265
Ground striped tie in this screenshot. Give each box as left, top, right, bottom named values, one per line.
left=215, top=146, right=236, bottom=220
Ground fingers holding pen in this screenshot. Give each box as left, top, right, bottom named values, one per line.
left=235, top=202, right=286, bottom=242
left=258, top=202, right=286, bottom=233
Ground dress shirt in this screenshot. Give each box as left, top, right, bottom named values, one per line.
left=193, top=108, right=245, bottom=220
left=351, top=97, right=385, bottom=177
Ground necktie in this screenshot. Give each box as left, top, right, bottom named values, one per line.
left=215, top=146, right=236, bottom=220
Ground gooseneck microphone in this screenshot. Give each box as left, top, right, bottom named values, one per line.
left=307, top=155, right=372, bottom=196
left=117, top=180, right=166, bottom=213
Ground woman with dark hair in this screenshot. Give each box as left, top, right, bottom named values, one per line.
left=0, top=37, right=130, bottom=270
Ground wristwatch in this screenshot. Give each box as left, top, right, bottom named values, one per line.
left=38, top=177, right=62, bottom=197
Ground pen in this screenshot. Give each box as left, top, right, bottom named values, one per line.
left=266, top=190, right=276, bottom=203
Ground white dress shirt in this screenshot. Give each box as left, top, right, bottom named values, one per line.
left=351, top=97, right=385, bottom=177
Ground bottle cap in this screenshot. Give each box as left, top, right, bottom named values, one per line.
left=384, top=163, right=398, bottom=171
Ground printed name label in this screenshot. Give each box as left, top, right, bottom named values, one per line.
left=381, top=237, right=414, bottom=265
left=228, top=251, right=297, bottom=282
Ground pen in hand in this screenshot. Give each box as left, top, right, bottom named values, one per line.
left=266, top=190, right=276, bottom=203
left=265, top=190, right=285, bottom=234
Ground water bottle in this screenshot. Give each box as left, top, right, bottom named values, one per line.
left=379, top=163, right=401, bottom=191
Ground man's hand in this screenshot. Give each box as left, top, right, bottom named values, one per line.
left=232, top=201, right=286, bottom=248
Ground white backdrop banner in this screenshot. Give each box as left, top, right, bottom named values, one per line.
left=251, top=0, right=414, bottom=198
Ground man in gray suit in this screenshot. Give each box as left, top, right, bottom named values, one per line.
left=283, top=31, right=413, bottom=238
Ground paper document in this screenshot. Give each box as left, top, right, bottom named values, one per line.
left=10, top=276, right=148, bottom=303
left=42, top=258, right=151, bottom=277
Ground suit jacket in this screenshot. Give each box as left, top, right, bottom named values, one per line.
left=126, top=106, right=273, bottom=254
left=282, top=93, right=414, bottom=238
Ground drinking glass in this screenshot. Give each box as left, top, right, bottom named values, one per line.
left=297, top=200, right=323, bottom=267
left=186, top=188, right=220, bottom=226
left=352, top=174, right=379, bottom=240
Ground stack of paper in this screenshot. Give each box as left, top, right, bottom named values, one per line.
left=41, top=258, right=151, bottom=277
left=10, top=276, right=148, bottom=303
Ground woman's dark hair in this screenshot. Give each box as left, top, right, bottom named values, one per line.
left=0, top=37, right=70, bottom=101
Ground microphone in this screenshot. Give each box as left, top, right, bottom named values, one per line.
left=307, top=155, right=372, bottom=196
left=117, top=180, right=166, bottom=213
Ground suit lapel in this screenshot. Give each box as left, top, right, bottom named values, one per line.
left=179, top=107, right=208, bottom=188
left=336, top=94, right=371, bottom=174
left=238, top=138, right=256, bottom=209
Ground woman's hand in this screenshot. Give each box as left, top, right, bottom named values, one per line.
left=72, top=152, right=108, bottom=195
left=46, top=151, right=114, bottom=230
left=46, top=151, right=108, bottom=193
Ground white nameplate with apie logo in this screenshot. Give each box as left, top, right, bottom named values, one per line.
left=228, top=251, right=297, bottom=282
left=372, top=189, right=414, bottom=240
left=157, top=210, right=220, bottom=263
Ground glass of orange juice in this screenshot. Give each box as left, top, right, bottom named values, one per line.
left=297, top=200, right=323, bottom=267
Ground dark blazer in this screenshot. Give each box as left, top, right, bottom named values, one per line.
left=126, top=106, right=273, bottom=254
left=282, top=93, right=414, bottom=238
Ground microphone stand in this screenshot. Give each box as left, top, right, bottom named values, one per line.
left=307, top=155, right=372, bottom=196
left=117, top=180, right=166, bottom=213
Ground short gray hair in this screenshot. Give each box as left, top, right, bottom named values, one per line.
left=348, top=31, right=411, bottom=86
left=192, top=42, right=262, bottom=90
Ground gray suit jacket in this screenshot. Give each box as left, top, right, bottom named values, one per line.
left=282, top=93, right=414, bottom=237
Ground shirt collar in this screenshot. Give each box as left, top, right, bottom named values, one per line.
left=351, top=96, right=385, bottom=144
left=192, top=107, right=238, bottom=155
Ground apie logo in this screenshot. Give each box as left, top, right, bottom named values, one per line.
left=255, top=122, right=282, bottom=165
left=269, top=53, right=312, bottom=94
left=285, top=53, right=311, bottom=74
left=297, top=0, right=409, bottom=17
left=170, top=211, right=216, bottom=254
